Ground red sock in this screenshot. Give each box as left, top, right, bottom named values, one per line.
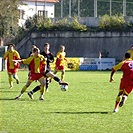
left=115, top=101, right=119, bottom=109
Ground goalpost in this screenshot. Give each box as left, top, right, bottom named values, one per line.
left=0, top=46, right=8, bottom=71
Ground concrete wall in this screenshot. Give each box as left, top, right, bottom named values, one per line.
left=15, top=31, right=133, bottom=62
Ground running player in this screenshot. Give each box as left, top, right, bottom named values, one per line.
left=110, top=52, right=133, bottom=112
left=4, top=44, right=20, bottom=88
left=53, top=45, right=68, bottom=81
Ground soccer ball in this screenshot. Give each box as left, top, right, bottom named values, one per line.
left=60, top=85, right=68, bottom=91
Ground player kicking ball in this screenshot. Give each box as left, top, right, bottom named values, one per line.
left=27, top=71, right=68, bottom=99
left=110, top=52, right=133, bottom=113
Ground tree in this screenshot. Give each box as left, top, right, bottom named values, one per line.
left=0, top=0, right=19, bottom=45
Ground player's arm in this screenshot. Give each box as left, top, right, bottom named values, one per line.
left=110, top=61, right=123, bottom=82
left=110, top=68, right=115, bottom=82
left=3, top=52, right=9, bottom=60
left=48, top=53, right=54, bottom=63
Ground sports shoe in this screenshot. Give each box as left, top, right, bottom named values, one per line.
left=113, top=108, right=119, bottom=113
left=16, top=79, right=19, bottom=84
left=28, top=92, right=34, bottom=99
left=39, top=96, right=44, bottom=100
left=15, top=96, right=20, bottom=100
left=59, top=82, right=68, bottom=86
left=9, top=86, right=13, bottom=89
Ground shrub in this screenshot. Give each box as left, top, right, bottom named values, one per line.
left=99, top=14, right=127, bottom=31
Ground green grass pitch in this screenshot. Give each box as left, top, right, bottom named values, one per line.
left=0, top=70, right=133, bottom=133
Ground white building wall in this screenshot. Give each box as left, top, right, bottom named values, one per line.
left=18, top=1, right=55, bottom=26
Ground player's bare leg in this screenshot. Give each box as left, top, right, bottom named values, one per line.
left=15, top=80, right=32, bottom=100
left=38, top=78, right=46, bottom=100
left=61, top=69, right=65, bottom=81
left=13, top=73, right=19, bottom=84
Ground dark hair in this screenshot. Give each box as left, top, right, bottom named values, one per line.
left=7, top=43, right=15, bottom=49
left=125, top=52, right=131, bottom=58
left=44, top=43, right=50, bottom=47
left=32, top=47, right=40, bottom=53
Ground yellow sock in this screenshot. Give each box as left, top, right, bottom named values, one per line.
left=116, top=95, right=122, bottom=102
left=61, top=74, right=64, bottom=81
left=8, top=76, right=13, bottom=87
left=40, top=86, right=45, bottom=95
left=21, top=86, right=28, bottom=94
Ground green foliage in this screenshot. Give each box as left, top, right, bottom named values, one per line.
left=0, top=71, right=133, bottom=133
left=69, top=18, right=87, bottom=31
left=99, top=14, right=132, bottom=31
left=36, top=17, right=87, bottom=32
left=0, top=0, right=19, bottom=38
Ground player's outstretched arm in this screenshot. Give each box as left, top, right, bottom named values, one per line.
left=110, top=69, right=115, bottom=82
left=12, top=59, right=22, bottom=63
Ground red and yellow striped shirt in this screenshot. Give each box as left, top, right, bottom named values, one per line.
left=22, top=54, right=46, bottom=74
left=4, top=50, right=20, bottom=69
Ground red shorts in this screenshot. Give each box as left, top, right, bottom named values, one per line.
left=28, top=73, right=44, bottom=81
left=7, top=63, right=20, bottom=74
left=55, top=65, right=64, bottom=71
left=7, top=68, right=18, bottom=74
left=120, top=79, right=133, bottom=95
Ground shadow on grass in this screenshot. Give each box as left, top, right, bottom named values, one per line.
left=0, top=98, right=41, bottom=102
left=51, top=111, right=110, bottom=114
left=0, top=98, right=16, bottom=100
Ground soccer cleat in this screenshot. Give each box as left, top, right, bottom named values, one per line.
left=9, top=86, right=13, bottom=89
left=15, top=96, right=20, bottom=100
left=28, top=92, right=34, bottom=99
left=39, top=96, right=44, bottom=100
left=113, top=108, right=119, bottom=113
left=59, top=82, right=68, bottom=86
left=16, top=79, right=19, bottom=84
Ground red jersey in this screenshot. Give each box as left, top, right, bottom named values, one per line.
left=55, top=51, right=66, bottom=67
left=113, top=58, right=133, bottom=94
left=22, top=54, right=46, bottom=74
left=113, top=58, right=133, bottom=80
left=4, top=50, right=20, bottom=73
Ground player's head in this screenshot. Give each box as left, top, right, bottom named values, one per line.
left=60, top=45, right=65, bottom=52
left=8, top=43, right=15, bottom=51
left=125, top=52, right=131, bottom=59
left=31, top=45, right=37, bottom=52
left=44, top=43, right=50, bottom=51
left=32, top=47, right=40, bottom=56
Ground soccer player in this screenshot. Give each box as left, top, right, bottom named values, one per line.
left=27, top=43, right=68, bottom=99
left=127, top=44, right=133, bottom=60
left=110, top=52, right=133, bottom=112
left=40, top=43, right=54, bottom=91
left=53, top=45, right=68, bottom=81
left=4, top=44, right=20, bottom=88
left=14, top=47, right=46, bottom=100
